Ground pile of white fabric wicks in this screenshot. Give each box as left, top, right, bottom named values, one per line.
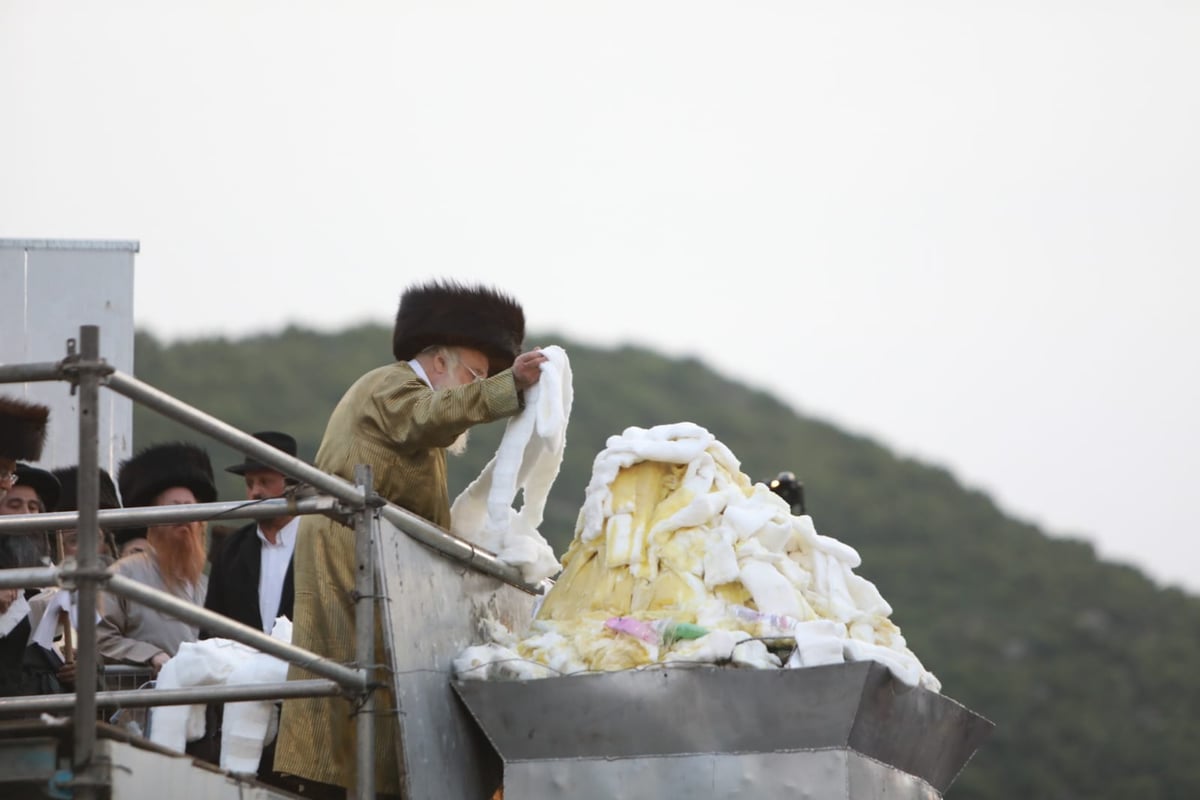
left=455, top=421, right=941, bottom=692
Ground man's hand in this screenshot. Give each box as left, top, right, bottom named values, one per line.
left=57, top=661, right=77, bottom=689
left=0, top=587, right=17, bottom=615
left=150, top=651, right=170, bottom=676
left=512, top=348, right=550, bottom=391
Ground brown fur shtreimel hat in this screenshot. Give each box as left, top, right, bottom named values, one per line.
left=0, top=395, right=50, bottom=462
left=392, top=280, right=525, bottom=376
left=118, top=441, right=218, bottom=510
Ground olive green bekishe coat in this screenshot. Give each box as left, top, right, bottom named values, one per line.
left=274, top=361, right=522, bottom=793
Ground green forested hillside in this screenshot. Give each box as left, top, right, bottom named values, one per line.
left=132, top=325, right=1200, bottom=799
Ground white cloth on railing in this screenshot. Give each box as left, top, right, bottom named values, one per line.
left=0, top=593, right=30, bottom=637
left=450, top=345, right=571, bottom=583
left=221, top=617, right=292, bottom=774
left=149, top=616, right=292, bottom=774
left=28, top=588, right=96, bottom=651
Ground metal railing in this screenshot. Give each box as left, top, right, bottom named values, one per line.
left=0, top=324, right=548, bottom=800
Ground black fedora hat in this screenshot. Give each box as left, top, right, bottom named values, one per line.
left=51, top=466, right=121, bottom=512
left=13, top=463, right=61, bottom=511
left=225, top=431, right=299, bottom=476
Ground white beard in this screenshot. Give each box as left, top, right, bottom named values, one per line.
left=447, top=430, right=470, bottom=456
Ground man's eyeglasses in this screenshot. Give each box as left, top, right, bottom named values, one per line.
left=463, top=363, right=486, bottom=383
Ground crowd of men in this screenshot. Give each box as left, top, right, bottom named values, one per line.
left=0, top=281, right=546, bottom=799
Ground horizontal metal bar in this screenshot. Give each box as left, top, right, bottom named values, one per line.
left=0, top=238, right=140, bottom=252
left=105, top=371, right=367, bottom=507
left=378, top=505, right=551, bottom=596
left=102, top=665, right=153, bottom=677
left=0, top=566, right=60, bottom=590
left=0, top=361, right=67, bottom=384
left=0, top=495, right=345, bottom=535
left=105, top=573, right=366, bottom=691
left=0, top=679, right=341, bottom=715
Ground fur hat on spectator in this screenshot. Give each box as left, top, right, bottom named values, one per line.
left=392, top=280, right=525, bottom=376
left=52, top=466, right=122, bottom=512
left=0, top=395, right=50, bottom=462
left=116, top=442, right=216, bottom=546
left=118, top=442, right=217, bottom=509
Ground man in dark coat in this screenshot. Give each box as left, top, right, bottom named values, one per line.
left=1, top=464, right=60, bottom=566
left=202, top=431, right=302, bottom=786
left=0, top=394, right=55, bottom=697
left=204, top=431, right=301, bottom=636
left=51, top=466, right=122, bottom=563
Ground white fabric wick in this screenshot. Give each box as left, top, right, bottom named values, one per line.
left=30, top=589, right=74, bottom=650
left=149, top=616, right=294, bottom=769
left=450, top=345, right=572, bottom=583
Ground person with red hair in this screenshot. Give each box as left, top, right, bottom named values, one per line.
left=98, top=442, right=216, bottom=675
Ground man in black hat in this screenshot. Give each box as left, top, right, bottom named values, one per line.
left=99, top=442, right=216, bottom=675
left=277, top=280, right=549, bottom=797
left=204, top=431, right=300, bottom=637
left=0, top=464, right=61, bottom=566
left=197, top=431, right=302, bottom=784
left=51, top=466, right=122, bottom=563
left=0, top=395, right=52, bottom=696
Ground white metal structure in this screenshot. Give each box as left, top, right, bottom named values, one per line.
left=0, top=239, right=136, bottom=474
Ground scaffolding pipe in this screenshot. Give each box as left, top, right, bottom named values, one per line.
left=0, top=565, right=60, bottom=590
left=104, top=574, right=366, bottom=690
left=74, top=325, right=102, bottom=800
left=0, top=680, right=342, bottom=716
left=378, top=503, right=551, bottom=595
left=105, top=370, right=367, bottom=506
left=354, top=465, right=377, bottom=800
left=0, top=361, right=66, bottom=384
left=0, top=495, right=344, bottom=535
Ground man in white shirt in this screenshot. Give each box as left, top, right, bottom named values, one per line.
left=200, top=431, right=302, bottom=785
left=203, top=431, right=301, bottom=636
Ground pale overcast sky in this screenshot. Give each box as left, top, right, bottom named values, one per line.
left=3, top=1, right=1197, bottom=591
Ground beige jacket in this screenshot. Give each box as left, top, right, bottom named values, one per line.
left=275, top=361, right=522, bottom=792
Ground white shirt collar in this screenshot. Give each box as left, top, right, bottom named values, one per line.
left=257, top=516, right=300, bottom=548
left=407, top=358, right=433, bottom=388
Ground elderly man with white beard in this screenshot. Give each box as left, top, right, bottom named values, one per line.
left=98, top=442, right=216, bottom=675
left=275, top=281, right=548, bottom=799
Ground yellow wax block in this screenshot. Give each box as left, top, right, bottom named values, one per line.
left=605, top=513, right=634, bottom=566
left=630, top=568, right=707, bottom=614
left=656, top=527, right=708, bottom=578
left=713, top=582, right=753, bottom=608
left=537, top=549, right=637, bottom=620
left=580, top=631, right=655, bottom=671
